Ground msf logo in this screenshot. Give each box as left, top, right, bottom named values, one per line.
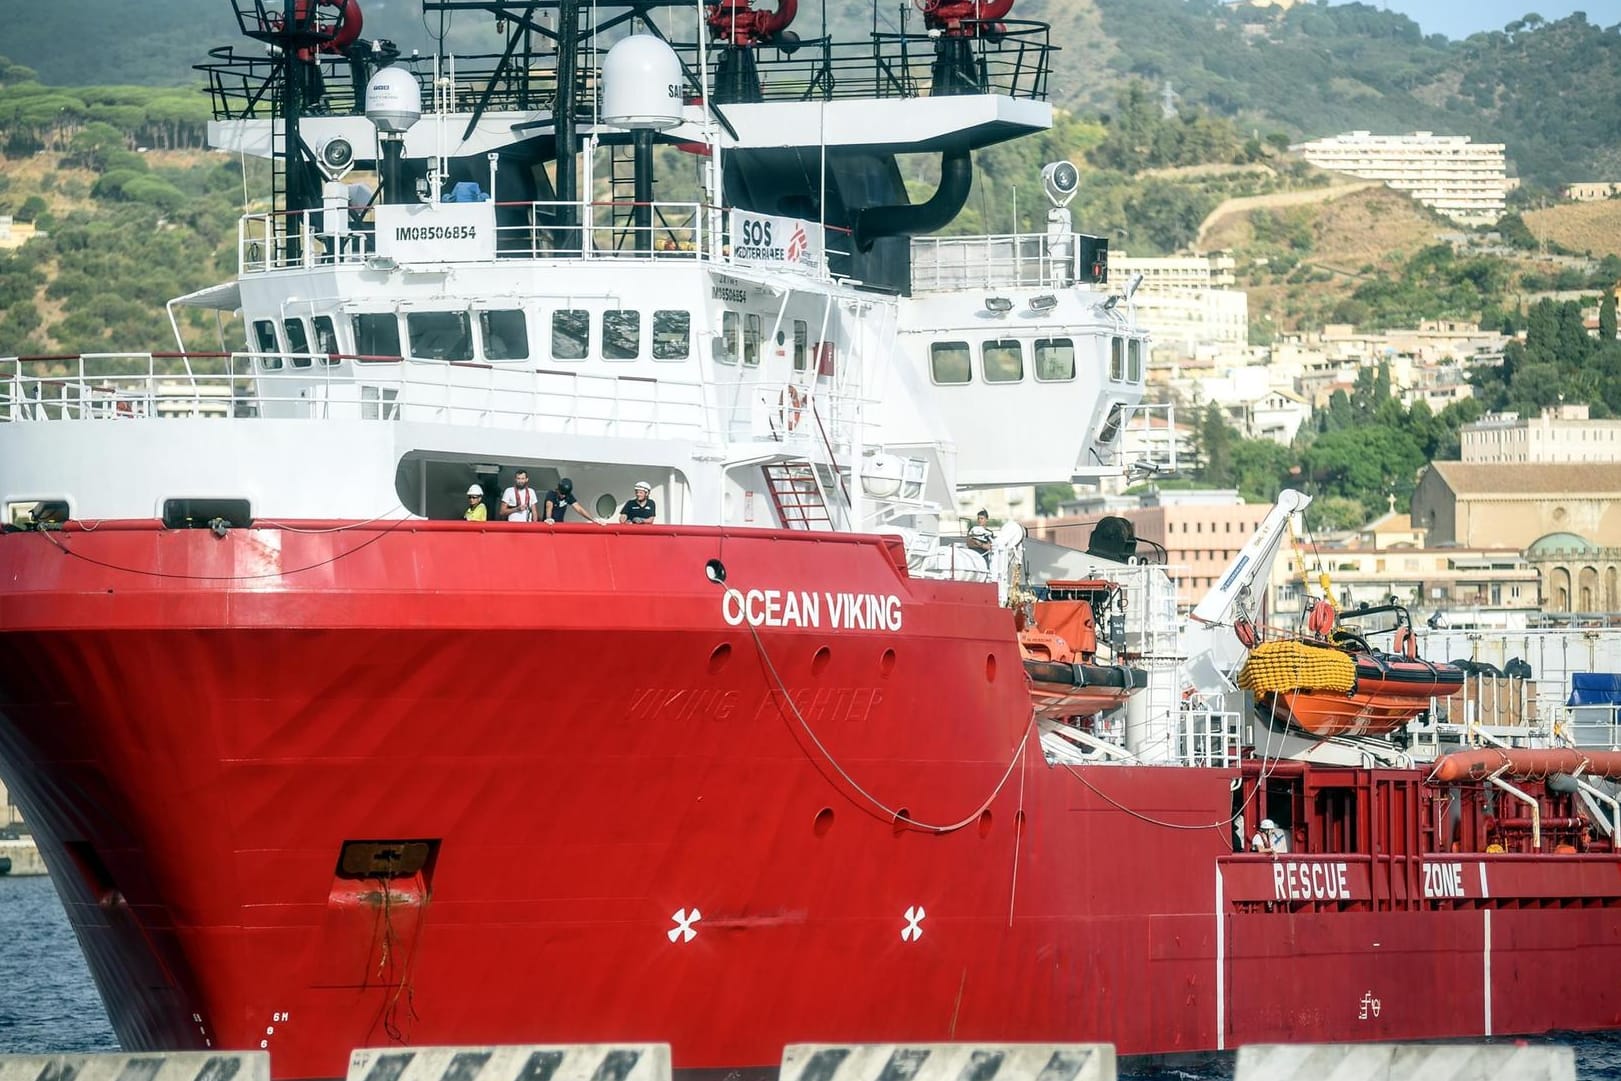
left=786, top=223, right=808, bottom=264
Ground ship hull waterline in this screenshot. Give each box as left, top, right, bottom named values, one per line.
left=3, top=522, right=1621, bottom=1079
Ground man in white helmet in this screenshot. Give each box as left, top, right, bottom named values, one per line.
left=1251, top=818, right=1289, bottom=854
left=619, top=481, right=657, bottom=525
left=463, top=483, right=487, bottom=522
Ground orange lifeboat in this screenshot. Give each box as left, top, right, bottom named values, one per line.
left=1020, top=579, right=1146, bottom=721
left=1238, top=603, right=1464, bottom=739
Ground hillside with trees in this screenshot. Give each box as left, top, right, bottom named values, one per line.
left=4, top=0, right=1618, bottom=186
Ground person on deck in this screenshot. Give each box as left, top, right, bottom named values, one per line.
left=1251, top=818, right=1289, bottom=854
left=619, top=481, right=657, bottom=524
left=967, top=509, right=994, bottom=552
left=464, top=484, right=487, bottom=522
left=543, top=477, right=596, bottom=524
left=500, top=470, right=540, bottom=522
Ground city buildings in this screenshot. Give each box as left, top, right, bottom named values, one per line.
left=1111, top=252, right=1248, bottom=357
left=1411, top=462, right=1621, bottom=549
left=1461, top=404, right=1621, bottom=465
left=1562, top=183, right=1621, bottom=203
left=1030, top=488, right=1271, bottom=607
left=1291, top=131, right=1509, bottom=224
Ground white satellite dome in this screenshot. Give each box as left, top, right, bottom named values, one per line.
left=601, top=35, right=684, bottom=131
left=365, top=66, right=422, bottom=133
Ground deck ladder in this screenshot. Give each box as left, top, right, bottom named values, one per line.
left=763, top=461, right=835, bottom=530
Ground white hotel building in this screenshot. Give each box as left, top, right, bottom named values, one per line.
left=1292, top=131, right=1508, bottom=224
left=1109, top=251, right=1248, bottom=357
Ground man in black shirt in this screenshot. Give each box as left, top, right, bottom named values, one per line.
left=542, top=477, right=596, bottom=523
left=619, top=481, right=657, bottom=524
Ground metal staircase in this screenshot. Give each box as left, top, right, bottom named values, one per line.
left=762, top=461, right=837, bottom=530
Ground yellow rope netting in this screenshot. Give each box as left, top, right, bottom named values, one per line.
left=1238, top=639, right=1357, bottom=695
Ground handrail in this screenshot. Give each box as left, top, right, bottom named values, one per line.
left=0, top=354, right=866, bottom=455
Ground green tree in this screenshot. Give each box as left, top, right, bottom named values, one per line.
left=1195, top=403, right=1236, bottom=486
left=1306, top=495, right=1369, bottom=532
left=1301, top=426, right=1426, bottom=521
left=1601, top=294, right=1617, bottom=343
left=1035, top=485, right=1074, bottom=517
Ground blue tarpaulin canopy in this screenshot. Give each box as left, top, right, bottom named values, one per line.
left=1567, top=673, right=1621, bottom=706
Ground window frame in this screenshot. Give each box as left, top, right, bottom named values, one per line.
left=743, top=313, right=763, bottom=367
left=252, top=320, right=282, bottom=370
left=602, top=309, right=641, bottom=361
left=981, top=338, right=1024, bottom=384
left=478, top=308, right=530, bottom=362
left=351, top=312, right=401, bottom=360
left=713, top=310, right=740, bottom=365
left=406, top=310, right=474, bottom=362
left=652, top=310, right=691, bottom=361
left=311, top=315, right=340, bottom=365
left=929, top=340, right=972, bottom=385
left=1110, top=337, right=1125, bottom=381
left=283, top=318, right=312, bottom=369
left=1034, top=337, right=1076, bottom=382
left=551, top=309, right=591, bottom=361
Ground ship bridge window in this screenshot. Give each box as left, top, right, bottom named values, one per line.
left=603, top=310, right=641, bottom=360
left=1110, top=337, right=1125, bottom=381
left=552, top=309, right=589, bottom=360
left=407, top=311, right=473, bottom=362
left=1035, top=338, right=1075, bottom=382
left=743, top=313, right=763, bottom=367
left=930, top=341, right=971, bottom=384
left=1128, top=339, right=1144, bottom=382
left=713, top=310, right=740, bottom=364
left=283, top=319, right=313, bottom=368
left=479, top=309, right=529, bottom=361
left=312, top=315, right=340, bottom=364
left=352, top=313, right=401, bottom=358
left=792, top=320, right=809, bottom=371
left=982, top=339, right=1023, bottom=383
left=252, top=320, right=282, bottom=370
left=653, top=310, right=690, bottom=360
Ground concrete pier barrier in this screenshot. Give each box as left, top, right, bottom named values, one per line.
left=346, top=1046, right=671, bottom=1081
left=1235, top=1043, right=1575, bottom=1081
left=0, top=838, right=47, bottom=876
left=0, top=1052, right=269, bottom=1081
left=780, top=1044, right=1116, bottom=1081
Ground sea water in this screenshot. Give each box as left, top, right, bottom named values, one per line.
left=2, top=874, right=1619, bottom=1078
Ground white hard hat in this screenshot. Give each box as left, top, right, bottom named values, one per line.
left=633, top=480, right=651, bottom=491
left=467, top=484, right=483, bottom=496
left=1260, top=819, right=1277, bottom=830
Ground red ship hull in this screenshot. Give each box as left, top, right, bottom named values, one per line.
left=3, top=522, right=1621, bottom=1079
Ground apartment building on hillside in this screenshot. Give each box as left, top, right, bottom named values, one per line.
left=1292, top=131, right=1508, bottom=224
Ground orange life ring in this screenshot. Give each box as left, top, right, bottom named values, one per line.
left=1306, top=599, right=1336, bottom=638
left=1235, top=618, right=1261, bottom=649
left=1393, top=625, right=1417, bottom=659
left=777, top=384, right=806, bottom=433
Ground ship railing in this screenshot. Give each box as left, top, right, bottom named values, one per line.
left=1, top=354, right=864, bottom=449
left=1553, top=705, right=1621, bottom=751
left=200, top=22, right=1053, bottom=122
left=240, top=201, right=736, bottom=273
left=910, top=232, right=1080, bottom=291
